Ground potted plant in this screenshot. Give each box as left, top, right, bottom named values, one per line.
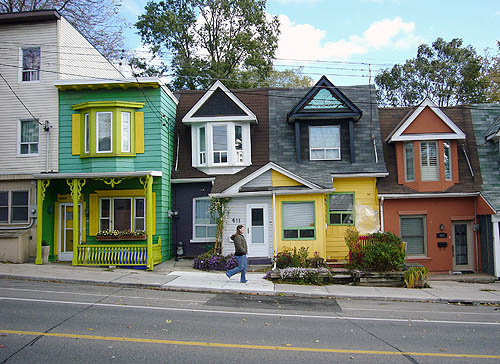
left=41, top=240, right=50, bottom=264
left=404, top=266, right=429, bottom=288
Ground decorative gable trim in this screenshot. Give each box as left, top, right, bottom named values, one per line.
left=222, top=162, right=320, bottom=195
left=287, top=75, right=362, bottom=123
left=386, top=98, right=466, bottom=143
left=182, top=80, right=257, bottom=124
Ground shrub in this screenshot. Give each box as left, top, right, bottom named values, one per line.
left=274, top=247, right=312, bottom=268
left=264, top=267, right=333, bottom=285
left=193, top=252, right=237, bottom=271
left=362, top=232, right=406, bottom=271
left=404, top=266, right=429, bottom=288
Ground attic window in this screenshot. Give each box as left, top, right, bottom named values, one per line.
left=304, top=89, right=347, bottom=110
left=420, top=141, right=438, bottom=181
left=309, top=125, right=340, bottom=160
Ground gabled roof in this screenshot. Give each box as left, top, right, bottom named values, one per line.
left=385, top=98, right=466, bottom=143
left=222, top=162, right=321, bottom=195
left=182, top=80, right=257, bottom=124
left=287, top=75, right=362, bottom=122
left=484, top=114, right=500, bottom=141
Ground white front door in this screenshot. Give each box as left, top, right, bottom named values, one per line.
left=246, top=204, right=268, bottom=257
left=59, top=203, right=82, bottom=261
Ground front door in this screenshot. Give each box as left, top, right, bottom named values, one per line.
left=59, top=203, right=82, bottom=261
left=246, top=204, right=268, bottom=257
left=452, top=221, right=474, bottom=272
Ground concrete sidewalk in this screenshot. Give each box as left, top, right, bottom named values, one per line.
left=1, top=260, right=499, bottom=305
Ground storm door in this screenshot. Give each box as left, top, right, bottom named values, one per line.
left=59, top=203, right=82, bottom=261
left=452, top=221, right=474, bottom=271
left=245, top=204, right=268, bottom=257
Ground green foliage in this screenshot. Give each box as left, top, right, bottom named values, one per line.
left=274, top=247, right=327, bottom=269
left=482, top=41, right=500, bottom=103
left=135, top=0, right=280, bottom=89
left=345, top=229, right=406, bottom=272
left=404, top=266, right=429, bottom=288
left=209, top=197, right=231, bottom=255
left=264, top=67, right=313, bottom=88
left=376, top=37, right=490, bottom=107
left=41, top=240, right=50, bottom=247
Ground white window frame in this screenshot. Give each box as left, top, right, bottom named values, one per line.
left=96, top=111, right=113, bottom=153
left=443, top=141, right=452, bottom=181
left=234, top=124, right=244, bottom=164
left=84, top=113, right=90, bottom=154
left=404, top=142, right=415, bottom=181
left=309, top=125, right=341, bottom=161
left=192, top=197, right=216, bottom=242
left=400, top=215, right=427, bottom=256
left=121, top=112, right=131, bottom=153
left=420, top=141, right=439, bottom=181
left=0, top=190, right=30, bottom=224
left=99, top=197, right=145, bottom=232
left=212, top=124, right=228, bottom=165
left=19, top=46, right=41, bottom=83
left=17, top=119, right=40, bottom=157
left=198, top=126, right=206, bottom=165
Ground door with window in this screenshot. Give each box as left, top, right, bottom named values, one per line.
left=245, top=204, right=268, bottom=257
left=452, top=221, right=474, bottom=271
left=59, top=203, right=82, bottom=261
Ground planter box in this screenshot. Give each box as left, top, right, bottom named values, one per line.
left=96, top=235, right=146, bottom=242
left=352, top=270, right=404, bottom=287
left=41, top=245, right=50, bottom=264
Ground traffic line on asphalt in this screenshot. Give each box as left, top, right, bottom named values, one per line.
left=1, top=296, right=499, bottom=326
left=1, top=329, right=499, bottom=359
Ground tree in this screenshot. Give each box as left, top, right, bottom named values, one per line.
left=483, top=41, right=500, bottom=103
left=135, top=0, right=280, bottom=90
left=264, top=67, right=313, bottom=88
left=0, top=0, right=126, bottom=60
left=375, top=38, right=490, bottom=107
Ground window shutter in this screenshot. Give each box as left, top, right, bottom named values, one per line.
left=283, top=202, right=314, bottom=228
left=72, top=114, right=80, bottom=155
left=135, top=112, right=144, bottom=154
left=420, top=142, right=438, bottom=180
left=152, top=192, right=156, bottom=235
left=89, top=194, right=98, bottom=235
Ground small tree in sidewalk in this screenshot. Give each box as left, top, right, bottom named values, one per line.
left=209, top=197, right=231, bottom=254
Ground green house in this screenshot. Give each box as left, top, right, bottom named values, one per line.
left=34, top=78, right=177, bottom=270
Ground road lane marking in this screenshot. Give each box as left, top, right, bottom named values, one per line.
left=1, top=296, right=499, bottom=326
left=0, top=287, right=206, bottom=303
left=1, top=329, right=499, bottom=359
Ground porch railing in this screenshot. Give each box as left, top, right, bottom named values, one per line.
left=77, top=244, right=147, bottom=266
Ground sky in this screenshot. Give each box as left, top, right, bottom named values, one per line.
left=119, top=0, right=500, bottom=86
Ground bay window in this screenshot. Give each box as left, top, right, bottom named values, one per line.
left=420, top=141, right=438, bottom=181
left=213, top=125, right=228, bottom=164
left=404, top=142, right=414, bottom=181
left=443, top=141, right=452, bottom=180
left=96, top=112, right=112, bottom=153
left=121, top=112, right=130, bottom=153
left=199, top=126, right=206, bottom=165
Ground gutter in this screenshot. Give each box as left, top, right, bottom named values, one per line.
left=332, top=172, right=389, bottom=179
left=378, top=192, right=480, bottom=199
left=210, top=188, right=336, bottom=199
left=171, top=178, right=216, bottom=184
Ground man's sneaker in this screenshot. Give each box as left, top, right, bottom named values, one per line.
left=225, top=273, right=230, bottom=281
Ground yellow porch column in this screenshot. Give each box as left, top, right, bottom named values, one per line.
left=67, top=178, right=86, bottom=266
left=146, top=175, right=153, bottom=270
left=35, top=179, right=50, bottom=265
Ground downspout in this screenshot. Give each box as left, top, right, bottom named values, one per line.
left=474, top=196, right=479, bottom=272
left=379, top=196, right=384, bottom=232
left=273, top=191, right=277, bottom=270
left=44, top=121, right=50, bottom=173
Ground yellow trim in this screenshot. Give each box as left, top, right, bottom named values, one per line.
left=135, top=112, right=144, bottom=154
left=72, top=101, right=145, bottom=111
left=153, top=236, right=162, bottom=264
left=4, top=330, right=497, bottom=359
left=54, top=202, right=59, bottom=256
left=271, top=170, right=303, bottom=187
left=56, top=82, right=160, bottom=91
left=72, top=114, right=80, bottom=155
left=89, top=190, right=156, bottom=236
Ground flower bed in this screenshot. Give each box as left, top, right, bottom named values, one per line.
left=264, top=267, right=333, bottom=285
left=193, top=252, right=237, bottom=271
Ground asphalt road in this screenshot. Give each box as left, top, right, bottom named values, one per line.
left=0, top=279, right=499, bottom=363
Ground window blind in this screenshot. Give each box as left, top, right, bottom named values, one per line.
left=283, top=202, right=314, bottom=227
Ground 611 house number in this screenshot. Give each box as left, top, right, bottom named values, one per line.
left=232, top=218, right=241, bottom=223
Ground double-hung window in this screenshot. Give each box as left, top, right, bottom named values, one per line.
left=96, top=112, right=112, bottom=153
left=19, top=119, right=39, bottom=156
left=443, top=141, right=452, bottom=180
left=0, top=191, right=29, bottom=224
left=282, top=202, right=315, bottom=239
left=212, top=125, right=228, bottom=164
left=121, top=112, right=130, bottom=153
left=235, top=125, right=243, bottom=163
left=328, top=193, right=354, bottom=225
left=404, top=142, right=415, bottom=181
left=84, top=113, right=90, bottom=154
left=21, top=47, right=40, bottom=82
left=400, top=215, right=426, bottom=256
left=99, top=197, right=145, bottom=232
left=309, top=125, right=340, bottom=160
left=420, top=141, right=438, bottom=181
left=199, top=127, right=206, bottom=165
left=193, top=198, right=216, bottom=240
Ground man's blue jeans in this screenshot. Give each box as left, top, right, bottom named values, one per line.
left=226, top=255, right=247, bottom=282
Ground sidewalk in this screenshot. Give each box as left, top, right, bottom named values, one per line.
left=0, top=260, right=499, bottom=305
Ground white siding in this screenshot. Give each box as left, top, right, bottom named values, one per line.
left=222, top=196, right=274, bottom=258
left=241, top=170, right=272, bottom=189
left=58, top=17, right=123, bottom=80
left=0, top=20, right=59, bottom=173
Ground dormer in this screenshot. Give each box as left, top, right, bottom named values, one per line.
left=182, top=80, right=257, bottom=175
left=286, top=76, right=362, bottom=164
left=386, top=98, right=466, bottom=192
